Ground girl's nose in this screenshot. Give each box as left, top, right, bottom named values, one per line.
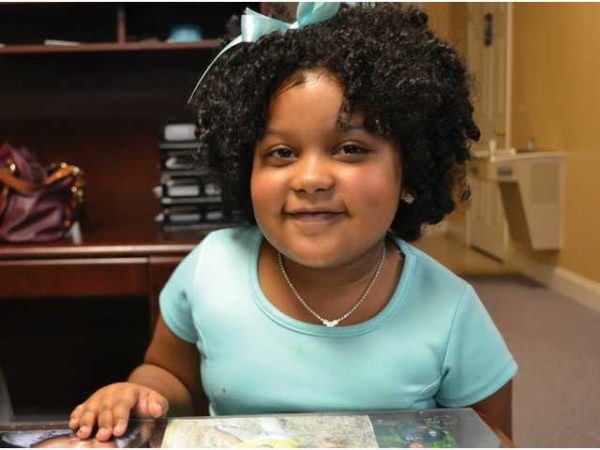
left=290, top=152, right=335, bottom=194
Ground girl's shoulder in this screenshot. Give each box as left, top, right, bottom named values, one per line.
left=184, top=225, right=261, bottom=265
left=169, top=225, right=260, bottom=293
left=392, top=236, right=474, bottom=307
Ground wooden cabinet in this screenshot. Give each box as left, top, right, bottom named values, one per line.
left=0, top=2, right=264, bottom=418
left=0, top=257, right=149, bottom=298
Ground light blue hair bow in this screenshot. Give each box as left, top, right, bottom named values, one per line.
left=187, top=2, right=340, bottom=103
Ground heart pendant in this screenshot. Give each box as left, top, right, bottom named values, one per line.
left=323, top=319, right=340, bottom=327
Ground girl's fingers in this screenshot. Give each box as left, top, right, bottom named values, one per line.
left=112, top=401, right=133, bottom=437
left=132, top=388, right=167, bottom=418
left=147, top=391, right=168, bottom=418
left=69, top=404, right=84, bottom=430
left=77, top=407, right=99, bottom=439
left=95, top=407, right=114, bottom=441
left=94, top=386, right=138, bottom=440
left=69, top=383, right=164, bottom=442
left=134, top=388, right=150, bottom=417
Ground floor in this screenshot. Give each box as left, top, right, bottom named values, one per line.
left=413, top=231, right=517, bottom=277
left=416, top=232, right=600, bottom=447
left=466, top=274, right=600, bottom=447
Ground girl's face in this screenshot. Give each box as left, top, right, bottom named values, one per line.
left=251, top=69, right=403, bottom=269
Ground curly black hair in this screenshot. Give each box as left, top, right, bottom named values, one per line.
left=190, top=3, right=479, bottom=241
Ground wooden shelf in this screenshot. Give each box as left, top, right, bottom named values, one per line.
left=0, top=229, right=205, bottom=260
left=0, top=119, right=232, bottom=260
left=0, top=202, right=232, bottom=260
left=0, top=39, right=221, bottom=55
left=0, top=2, right=260, bottom=417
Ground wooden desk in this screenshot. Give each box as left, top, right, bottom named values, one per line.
left=0, top=224, right=222, bottom=326
left=0, top=224, right=220, bottom=415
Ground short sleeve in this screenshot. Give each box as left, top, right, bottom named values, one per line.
left=435, top=285, right=518, bottom=407
left=159, top=245, right=204, bottom=344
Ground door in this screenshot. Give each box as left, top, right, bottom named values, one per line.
left=467, top=2, right=508, bottom=154
left=466, top=3, right=509, bottom=259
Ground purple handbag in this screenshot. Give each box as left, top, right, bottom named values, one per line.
left=0, top=142, right=85, bottom=242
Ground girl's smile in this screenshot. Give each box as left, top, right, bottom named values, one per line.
left=285, top=205, right=347, bottom=228
left=286, top=211, right=345, bottom=221
left=251, top=68, right=403, bottom=271
left=284, top=211, right=346, bottom=237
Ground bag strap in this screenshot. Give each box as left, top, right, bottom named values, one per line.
left=0, top=184, right=9, bottom=216
left=0, top=167, right=38, bottom=194
left=44, top=164, right=83, bottom=187
left=0, top=163, right=83, bottom=195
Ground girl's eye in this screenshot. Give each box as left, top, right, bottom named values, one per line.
left=334, top=144, right=369, bottom=157
left=267, top=147, right=296, bottom=160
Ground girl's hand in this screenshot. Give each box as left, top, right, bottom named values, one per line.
left=69, top=382, right=168, bottom=441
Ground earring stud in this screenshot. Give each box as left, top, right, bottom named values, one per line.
left=401, top=192, right=415, bottom=205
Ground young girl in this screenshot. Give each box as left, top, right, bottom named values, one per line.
left=70, top=3, right=517, bottom=442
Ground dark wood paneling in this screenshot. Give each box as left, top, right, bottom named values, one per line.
left=0, top=258, right=148, bottom=298
left=0, top=296, right=150, bottom=414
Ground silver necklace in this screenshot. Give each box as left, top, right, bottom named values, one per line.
left=277, top=243, right=386, bottom=327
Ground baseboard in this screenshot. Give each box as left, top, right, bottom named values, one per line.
left=505, top=244, right=600, bottom=314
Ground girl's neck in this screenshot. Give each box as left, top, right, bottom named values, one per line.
left=268, top=238, right=389, bottom=302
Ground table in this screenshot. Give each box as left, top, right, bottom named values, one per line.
left=0, top=409, right=516, bottom=448
left=0, top=227, right=211, bottom=414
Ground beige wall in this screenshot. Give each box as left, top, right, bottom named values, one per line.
left=426, top=3, right=600, bottom=284
left=423, top=3, right=452, bottom=42
left=511, top=3, right=600, bottom=282
left=424, top=3, right=469, bottom=57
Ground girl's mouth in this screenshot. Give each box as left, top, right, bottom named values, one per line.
left=286, top=212, right=345, bottom=222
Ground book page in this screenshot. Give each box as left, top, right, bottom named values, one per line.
left=161, top=415, right=377, bottom=448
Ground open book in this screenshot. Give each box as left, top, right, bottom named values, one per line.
left=0, top=408, right=501, bottom=448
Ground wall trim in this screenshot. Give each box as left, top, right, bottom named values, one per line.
left=505, top=244, right=600, bottom=314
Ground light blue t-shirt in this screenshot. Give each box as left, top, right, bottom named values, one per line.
left=160, top=226, right=517, bottom=416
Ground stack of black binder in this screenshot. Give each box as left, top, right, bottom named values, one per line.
left=155, top=123, right=225, bottom=231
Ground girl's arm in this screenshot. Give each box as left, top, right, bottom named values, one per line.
left=131, top=315, right=205, bottom=415
left=70, top=315, right=205, bottom=441
left=470, top=380, right=513, bottom=440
